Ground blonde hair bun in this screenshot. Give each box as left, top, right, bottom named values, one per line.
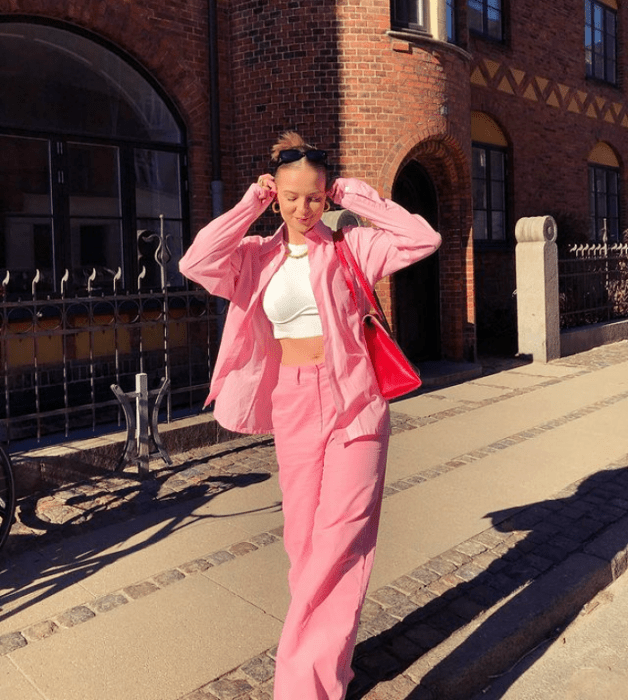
left=270, top=131, right=313, bottom=161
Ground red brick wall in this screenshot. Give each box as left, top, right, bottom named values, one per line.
left=470, top=0, right=628, bottom=350
left=225, top=0, right=475, bottom=361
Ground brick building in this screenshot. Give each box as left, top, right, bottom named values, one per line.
left=1, top=1, right=627, bottom=440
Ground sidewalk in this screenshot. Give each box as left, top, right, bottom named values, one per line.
left=471, top=570, right=628, bottom=700
left=1, top=341, right=628, bottom=700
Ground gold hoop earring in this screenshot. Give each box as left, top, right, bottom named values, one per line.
left=272, top=201, right=281, bottom=214
left=324, top=200, right=331, bottom=213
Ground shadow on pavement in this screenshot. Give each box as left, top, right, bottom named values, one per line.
left=347, top=463, right=628, bottom=700
left=0, top=465, right=278, bottom=628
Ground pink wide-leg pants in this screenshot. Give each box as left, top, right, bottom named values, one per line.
left=271, top=362, right=390, bottom=700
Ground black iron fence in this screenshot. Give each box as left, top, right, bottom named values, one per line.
left=559, top=242, right=628, bottom=329
left=0, top=269, right=220, bottom=448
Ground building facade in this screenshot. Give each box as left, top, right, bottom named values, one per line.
left=1, top=1, right=626, bottom=441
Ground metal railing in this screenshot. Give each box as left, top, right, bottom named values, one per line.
left=0, top=249, right=219, bottom=448
left=559, top=240, right=628, bottom=329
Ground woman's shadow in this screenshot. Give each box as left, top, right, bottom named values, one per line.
left=347, top=464, right=628, bottom=700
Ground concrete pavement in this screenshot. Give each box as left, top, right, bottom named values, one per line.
left=1, top=340, right=628, bottom=700
left=472, top=564, right=628, bottom=699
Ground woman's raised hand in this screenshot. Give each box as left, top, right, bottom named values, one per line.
left=256, top=173, right=277, bottom=203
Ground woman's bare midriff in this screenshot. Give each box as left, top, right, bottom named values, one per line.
left=279, top=336, right=325, bottom=366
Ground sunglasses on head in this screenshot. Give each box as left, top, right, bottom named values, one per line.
left=277, top=148, right=328, bottom=166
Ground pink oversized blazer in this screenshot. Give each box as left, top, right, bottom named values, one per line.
left=179, top=178, right=441, bottom=443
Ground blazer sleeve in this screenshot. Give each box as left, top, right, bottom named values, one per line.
left=328, top=178, right=442, bottom=284
left=179, top=183, right=273, bottom=300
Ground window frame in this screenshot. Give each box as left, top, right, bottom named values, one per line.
left=0, top=131, right=189, bottom=297
left=472, top=142, right=509, bottom=245
left=447, top=0, right=457, bottom=43
left=0, top=19, right=189, bottom=298
left=585, top=0, right=618, bottom=85
left=468, top=0, right=503, bottom=42
left=390, top=0, right=430, bottom=33
left=588, top=164, right=621, bottom=243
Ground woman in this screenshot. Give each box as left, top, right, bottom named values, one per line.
left=179, top=132, right=441, bottom=700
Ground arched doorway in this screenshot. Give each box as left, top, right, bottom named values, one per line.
left=392, top=161, right=441, bottom=363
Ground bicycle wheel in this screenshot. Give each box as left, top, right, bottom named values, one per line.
left=0, top=446, right=15, bottom=551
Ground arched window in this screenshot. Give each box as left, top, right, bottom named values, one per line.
left=588, top=142, right=621, bottom=242
left=471, top=112, right=508, bottom=242
left=0, top=20, right=187, bottom=296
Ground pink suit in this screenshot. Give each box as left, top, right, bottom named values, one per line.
left=179, top=177, right=440, bottom=700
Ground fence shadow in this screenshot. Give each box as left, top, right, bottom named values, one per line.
left=0, top=462, right=279, bottom=628
left=347, top=464, right=628, bottom=700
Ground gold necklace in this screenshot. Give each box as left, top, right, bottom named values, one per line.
left=286, top=244, right=308, bottom=259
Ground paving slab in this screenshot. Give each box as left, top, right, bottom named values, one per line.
left=9, top=575, right=283, bottom=700
left=0, top=656, right=44, bottom=700
left=429, top=382, right=515, bottom=403
left=388, top=395, right=468, bottom=418
left=471, top=371, right=555, bottom=390
left=506, top=363, right=583, bottom=378
left=203, top=541, right=290, bottom=622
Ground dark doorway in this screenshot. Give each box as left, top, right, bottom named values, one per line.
left=392, top=161, right=441, bottom=363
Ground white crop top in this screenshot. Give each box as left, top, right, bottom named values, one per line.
left=262, top=243, right=324, bottom=339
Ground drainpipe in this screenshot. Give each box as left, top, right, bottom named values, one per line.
left=208, top=0, right=223, bottom=218
left=207, top=0, right=227, bottom=344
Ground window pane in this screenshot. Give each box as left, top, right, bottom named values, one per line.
left=585, top=0, right=592, bottom=26
left=605, top=7, right=616, bottom=36
left=0, top=135, right=51, bottom=216
left=1, top=217, right=55, bottom=291
left=608, top=217, right=619, bottom=241
left=490, top=150, right=505, bottom=180
left=491, top=212, right=505, bottom=240
left=70, top=220, right=123, bottom=290
left=606, top=59, right=616, bottom=84
left=135, top=150, right=182, bottom=218
left=68, top=144, right=120, bottom=218
left=608, top=172, right=618, bottom=195
left=468, top=0, right=484, bottom=33
left=491, top=180, right=504, bottom=210
left=474, top=210, right=488, bottom=240
left=447, top=0, right=456, bottom=42
left=594, top=4, right=603, bottom=29
left=487, top=5, right=502, bottom=40
left=473, top=179, right=487, bottom=209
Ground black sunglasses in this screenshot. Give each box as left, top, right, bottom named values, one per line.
left=277, top=148, right=328, bottom=166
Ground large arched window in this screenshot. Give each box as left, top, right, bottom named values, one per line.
left=0, top=20, right=188, bottom=296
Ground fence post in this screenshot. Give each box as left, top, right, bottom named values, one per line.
left=515, top=216, right=560, bottom=362
left=135, top=373, right=150, bottom=477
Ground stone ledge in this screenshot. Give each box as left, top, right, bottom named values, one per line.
left=11, top=412, right=245, bottom=497
left=561, top=318, right=628, bottom=358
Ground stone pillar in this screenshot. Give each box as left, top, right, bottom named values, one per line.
left=515, top=216, right=559, bottom=362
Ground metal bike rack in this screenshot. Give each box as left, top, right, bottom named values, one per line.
left=110, top=373, right=172, bottom=477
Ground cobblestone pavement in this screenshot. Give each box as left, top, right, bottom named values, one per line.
left=2, top=341, right=628, bottom=699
